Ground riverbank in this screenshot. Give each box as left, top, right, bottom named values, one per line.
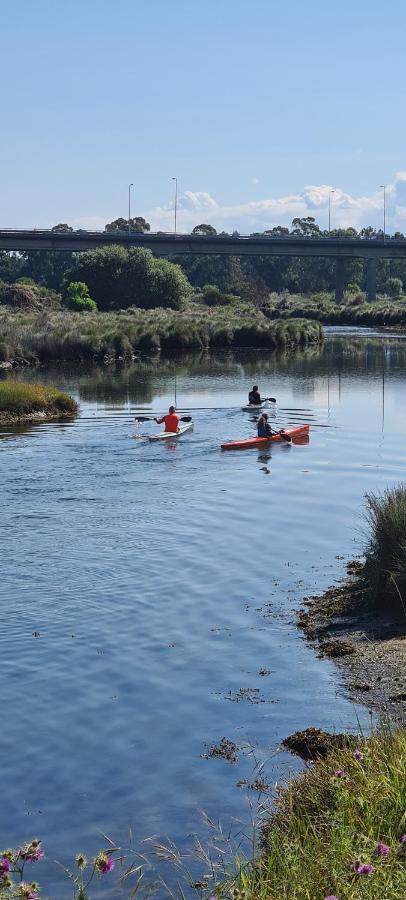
left=298, top=484, right=406, bottom=722
left=0, top=382, right=78, bottom=424
left=213, top=728, right=406, bottom=900
left=0, top=306, right=323, bottom=365
left=298, top=566, right=406, bottom=723
left=214, top=486, right=406, bottom=899
left=262, top=292, right=406, bottom=327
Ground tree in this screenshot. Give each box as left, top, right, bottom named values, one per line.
left=291, top=217, right=321, bottom=237
left=64, top=281, right=97, bottom=311
left=51, top=223, right=73, bottom=233
left=384, top=276, right=403, bottom=297
left=0, top=251, right=24, bottom=282
left=192, top=224, right=217, bottom=236
left=65, top=245, right=190, bottom=310
left=263, top=226, right=290, bottom=237
left=105, top=217, right=150, bottom=233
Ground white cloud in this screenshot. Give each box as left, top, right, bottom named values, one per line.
left=67, top=171, right=406, bottom=234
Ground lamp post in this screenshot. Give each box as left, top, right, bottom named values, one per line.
left=328, top=189, right=335, bottom=234
left=172, top=177, right=178, bottom=234
left=379, top=184, right=386, bottom=241
left=128, top=183, right=133, bottom=233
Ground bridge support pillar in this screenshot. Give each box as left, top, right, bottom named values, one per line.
left=335, top=258, right=345, bottom=304
left=366, top=257, right=377, bottom=302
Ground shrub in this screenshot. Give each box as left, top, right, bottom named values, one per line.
left=202, top=284, right=239, bottom=306
left=66, top=246, right=191, bottom=311
left=384, top=276, right=403, bottom=297
left=64, top=281, right=97, bottom=312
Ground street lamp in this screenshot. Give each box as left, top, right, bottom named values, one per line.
left=328, top=189, right=335, bottom=234
left=379, top=185, right=386, bottom=241
left=172, top=177, right=178, bottom=234
left=128, top=183, right=133, bottom=233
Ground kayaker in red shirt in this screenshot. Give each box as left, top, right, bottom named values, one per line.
left=154, top=405, right=180, bottom=433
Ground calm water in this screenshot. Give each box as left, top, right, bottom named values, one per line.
left=1, top=330, right=405, bottom=895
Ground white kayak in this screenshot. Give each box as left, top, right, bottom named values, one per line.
left=148, top=422, right=193, bottom=442
left=241, top=402, right=272, bottom=412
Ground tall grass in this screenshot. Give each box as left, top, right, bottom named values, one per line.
left=0, top=306, right=323, bottom=364
left=360, top=485, right=406, bottom=613
left=213, top=729, right=406, bottom=900
left=0, top=382, right=77, bottom=419
left=261, top=292, right=406, bottom=326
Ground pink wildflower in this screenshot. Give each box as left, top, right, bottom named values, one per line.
left=19, top=841, right=44, bottom=863
left=334, top=768, right=345, bottom=778
left=351, top=862, right=374, bottom=875
left=373, top=841, right=390, bottom=857
left=400, top=834, right=406, bottom=843
left=101, top=856, right=115, bottom=873
left=353, top=749, right=364, bottom=761
left=0, top=857, right=10, bottom=875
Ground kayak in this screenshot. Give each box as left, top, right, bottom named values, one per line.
left=149, top=422, right=193, bottom=442
left=221, top=424, right=309, bottom=451
left=241, top=402, right=272, bottom=412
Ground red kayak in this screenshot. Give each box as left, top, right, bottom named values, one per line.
left=221, top=424, right=310, bottom=451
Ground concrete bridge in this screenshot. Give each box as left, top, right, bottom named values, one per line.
left=1, top=229, right=406, bottom=302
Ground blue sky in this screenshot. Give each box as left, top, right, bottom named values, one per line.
left=1, top=0, right=406, bottom=233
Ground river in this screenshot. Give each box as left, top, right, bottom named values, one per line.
left=0, top=329, right=404, bottom=896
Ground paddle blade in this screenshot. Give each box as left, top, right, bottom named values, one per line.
left=180, top=416, right=192, bottom=422
left=134, top=416, right=151, bottom=422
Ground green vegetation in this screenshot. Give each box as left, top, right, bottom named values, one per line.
left=0, top=306, right=323, bottom=365
left=262, top=291, right=406, bottom=326
left=64, top=281, right=97, bottom=312
left=65, top=245, right=191, bottom=311
left=0, top=381, right=77, bottom=422
left=360, top=485, right=406, bottom=613
left=214, top=729, right=406, bottom=900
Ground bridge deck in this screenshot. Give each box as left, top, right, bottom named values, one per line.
left=1, top=229, right=406, bottom=258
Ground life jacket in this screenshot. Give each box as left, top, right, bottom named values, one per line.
left=249, top=390, right=261, bottom=404
left=164, top=413, right=179, bottom=433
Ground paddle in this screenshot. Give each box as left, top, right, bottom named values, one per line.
left=134, top=415, right=192, bottom=423
left=277, top=429, right=292, bottom=443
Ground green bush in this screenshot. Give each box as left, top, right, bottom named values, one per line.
left=202, top=284, right=239, bottom=306
left=385, top=276, right=403, bottom=298
left=64, top=281, right=97, bottom=312
left=65, top=246, right=191, bottom=311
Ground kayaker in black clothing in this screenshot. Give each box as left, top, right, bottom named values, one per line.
left=248, top=385, right=262, bottom=405
left=257, top=412, right=291, bottom=442
left=257, top=413, right=273, bottom=437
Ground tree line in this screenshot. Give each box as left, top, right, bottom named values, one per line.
left=1, top=217, right=406, bottom=305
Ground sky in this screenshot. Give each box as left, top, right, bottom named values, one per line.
left=1, top=0, right=406, bottom=234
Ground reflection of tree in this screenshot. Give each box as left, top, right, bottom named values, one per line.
left=30, top=336, right=406, bottom=406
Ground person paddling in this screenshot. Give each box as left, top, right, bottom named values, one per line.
left=257, top=412, right=291, bottom=443
left=248, top=385, right=262, bottom=405
left=154, top=405, right=179, bottom=433
left=257, top=412, right=273, bottom=437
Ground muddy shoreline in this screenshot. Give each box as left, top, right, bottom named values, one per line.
left=0, top=410, right=77, bottom=426
left=297, top=562, right=406, bottom=724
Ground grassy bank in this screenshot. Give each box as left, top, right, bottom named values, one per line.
left=0, top=382, right=78, bottom=423
left=0, top=306, right=323, bottom=365
left=262, top=292, right=406, bottom=327
left=214, top=729, right=406, bottom=900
